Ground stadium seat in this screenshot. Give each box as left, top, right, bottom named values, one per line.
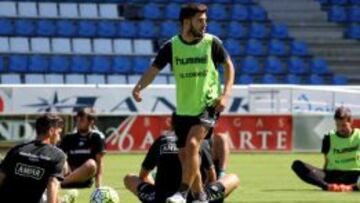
left=261, top=74, right=279, bottom=84
left=224, top=39, right=243, bottom=56
left=310, top=58, right=330, bottom=74
left=59, top=3, right=78, bottom=18
left=209, top=4, right=228, bottom=20
left=79, top=3, right=99, bottom=18
left=291, top=41, right=309, bottom=56
left=113, top=39, right=133, bottom=54
left=52, top=38, right=71, bottom=53
left=65, top=74, right=86, bottom=84
left=264, top=57, right=285, bottom=74
left=93, top=39, right=112, bottom=54
left=29, top=55, right=48, bottom=73
left=107, top=75, right=127, bottom=84
left=271, top=23, right=289, bottom=39
left=288, top=57, right=308, bottom=74
left=133, top=57, right=151, bottom=74
left=118, top=21, right=137, bottom=38
left=235, top=74, right=254, bottom=84
left=249, top=23, right=268, bottom=39
left=143, top=3, right=163, bottom=20
left=165, top=4, right=180, bottom=20
left=332, top=74, right=348, bottom=85
left=350, top=0, right=360, bottom=4
left=241, top=56, right=262, bottom=74
left=10, top=37, right=29, bottom=52
left=78, top=21, right=97, bottom=37
left=49, top=55, right=70, bottom=73
left=39, top=3, right=58, bottom=18
left=231, top=5, right=248, bottom=21
left=207, top=21, right=225, bottom=38
left=328, top=6, right=348, bottom=22
left=45, top=74, right=64, bottom=84
left=227, top=21, right=247, bottom=39
left=71, top=56, right=91, bottom=73
left=9, top=55, right=28, bottom=73
left=0, top=19, right=14, bottom=35
left=346, top=24, right=360, bottom=39
left=15, top=19, right=35, bottom=36
left=349, top=6, right=360, bottom=22
left=25, top=74, right=45, bottom=84
left=268, top=39, right=288, bottom=56
left=113, top=56, right=132, bottom=74
left=153, top=75, right=168, bottom=84
left=0, top=2, right=16, bottom=17
left=160, top=21, right=178, bottom=38
left=234, top=0, right=253, bottom=3
left=213, top=0, right=232, bottom=3
left=56, top=20, right=76, bottom=37
left=245, top=39, right=265, bottom=56
left=134, top=39, right=153, bottom=55
left=0, top=56, right=5, bottom=72
left=97, top=21, right=117, bottom=37
left=308, top=74, right=325, bottom=85
left=86, top=75, right=106, bottom=84
left=18, top=2, right=37, bottom=17
left=91, top=56, right=111, bottom=74
left=31, top=38, right=51, bottom=53
left=331, top=0, right=348, bottom=5
left=72, top=39, right=92, bottom=54
left=99, top=4, right=118, bottom=18
left=284, top=74, right=302, bottom=84
left=0, top=37, right=9, bottom=53
left=249, top=5, right=267, bottom=21
left=128, top=75, right=141, bottom=84
left=138, top=21, right=158, bottom=38
left=36, top=20, right=56, bottom=37
left=1, top=74, right=22, bottom=84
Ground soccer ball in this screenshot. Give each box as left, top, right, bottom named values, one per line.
left=90, top=186, right=120, bottom=203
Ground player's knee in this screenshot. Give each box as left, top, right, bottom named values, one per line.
left=123, top=174, right=134, bottom=189
left=187, top=137, right=200, bottom=152
left=85, top=159, right=97, bottom=174
left=291, top=160, right=304, bottom=172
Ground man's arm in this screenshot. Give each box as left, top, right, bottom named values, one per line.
left=139, top=167, right=155, bottom=185
left=95, top=152, right=105, bottom=188
left=47, top=177, right=60, bottom=203
left=214, top=58, right=235, bottom=113
left=132, top=65, right=161, bottom=102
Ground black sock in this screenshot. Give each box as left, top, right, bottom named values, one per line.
left=179, top=183, right=190, bottom=198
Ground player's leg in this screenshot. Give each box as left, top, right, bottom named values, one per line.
left=205, top=173, right=240, bottom=203
left=123, top=174, right=142, bottom=196
left=291, top=160, right=327, bottom=190
left=212, top=133, right=230, bottom=178
left=61, top=159, right=97, bottom=187
left=123, top=174, right=156, bottom=203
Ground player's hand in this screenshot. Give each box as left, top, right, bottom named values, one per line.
left=214, top=95, right=229, bottom=113
left=132, top=87, right=142, bottom=102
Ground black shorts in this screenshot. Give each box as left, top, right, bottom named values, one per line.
left=61, top=178, right=94, bottom=188
left=206, top=182, right=226, bottom=202
left=174, top=107, right=220, bottom=148
left=325, top=170, right=360, bottom=184
left=137, top=182, right=156, bottom=203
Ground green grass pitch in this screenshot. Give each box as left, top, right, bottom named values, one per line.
left=62, top=153, right=360, bottom=202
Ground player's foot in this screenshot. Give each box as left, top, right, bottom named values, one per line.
left=166, top=192, right=186, bottom=203
left=327, top=184, right=353, bottom=192
left=61, top=189, right=79, bottom=203
left=339, top=184, right=353, bottom=192
left=327, top=184, right=341, bottom=192
left=192, top=200, right=209, bottom=203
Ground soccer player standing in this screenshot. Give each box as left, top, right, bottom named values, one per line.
left=0, top=114, right=66, bottom=203
left=132, top=3, right=234, bottom=202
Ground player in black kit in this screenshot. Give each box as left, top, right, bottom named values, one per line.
left=59, top=108, right=106, bottom=188
left=0, top=114, right=66, bottom=203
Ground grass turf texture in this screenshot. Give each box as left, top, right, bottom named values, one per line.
left=10, top=153, right=360, bottom=202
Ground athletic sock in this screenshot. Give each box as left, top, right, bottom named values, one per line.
left=194, top=191, right=208, bottom=201
left=179, top=183, right=190, bottom=198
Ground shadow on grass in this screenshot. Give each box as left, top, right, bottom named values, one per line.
left=261, top=189, right=321, bottom=192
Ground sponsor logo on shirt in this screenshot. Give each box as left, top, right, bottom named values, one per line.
left=160, top=143, right=178, bottom=154
left=15, top=163, right=45, bottom=180
left=69, top=149, right=91, bottom=155
left=175, top=55, right=207, bottom=65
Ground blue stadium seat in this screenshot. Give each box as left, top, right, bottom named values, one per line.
left=207, top=21, right=225, bottom=38
left=234, top=0, right=253, bottom=3
left=165, top=3, right=181, bottom=20
left=118, top=21, right=137, bottom=38
left=271, top=23, right=289, bottom=39
left=249, top=23, right=268, bottom=39
left=91, top=56, right=111, bottom=73
left=308, top=74, right=325, bottom=85
left=0, top=19, right=13, bottom=35
left=317, top=0, right=330, bottom=4
left=0, top=56, right=5, bottom=72
left=36, top=20, right=56, bottom=37
left=349, top=6, right=360, bottom=22
left=98, top=21, right=117, bottom=37
left=113, top=56, right=132, bottom=74
left=231, top=5, right=248, bottom=21
left=328, top=6, right=348, bottom=22
left=331, top=0, right=348, bottom=5
left=213, top=0, right=232, bottom=3
left=235, top=74, right=253, bottom=84
left=332, top=74, right=348, bottom=85
left=138, top=21, right=158, bottom=38
left=224, top=39, right=243, bottom=56
left=245, top=39, right=265, bottom=56
left=288, top=57, right=308, bottom=74
left=268, top=39, right=288, bottom=56
left=160, top=21, right=178, bottom=38
left=71, top=56, right=90, bottom=73
left=209, top=4, right=228, bottom=20
left=133, top=57, right=151, bottom=74
left=261, top=74, right=279, bottom=84
left=56, top=20, right=76, bottom=37
left=350, top=0, right=360, bottom=4
left=227, top=21, right=247, bottom=39
left=15, top=19, right=35, bottom=36
left=284, top=74, right=302, bottom=84
left=241, top=56, right=261, bottom=74
left=78, top=21, right=96, bottom=37
left=49, top=55, right=70, bottom=73
left=264, top=57, right=285, bottom=74
left=29, top=55, right=48, bottom=73
left=143, top=3, right=163, bottom=20
left=346, top=24, right=360, bottom=39
left=9, top=55, right=28, bottom=73
left=291, top=41, right=309, bottom=56
left=249, top=5, right=267, bottom=21
left=310, top=58, right=330, bottom=74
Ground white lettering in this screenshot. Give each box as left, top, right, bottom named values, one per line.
left=233, top=118, right=242, bottom=128
left=140, top=131, right=155, bottom=150
left=256, top=118, right=264, bottom=128
left=276, top=131, right=287, bottom=149
left=239, top=131, right=255, bottom=150
left=257, top=131, right=272, bottom=150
